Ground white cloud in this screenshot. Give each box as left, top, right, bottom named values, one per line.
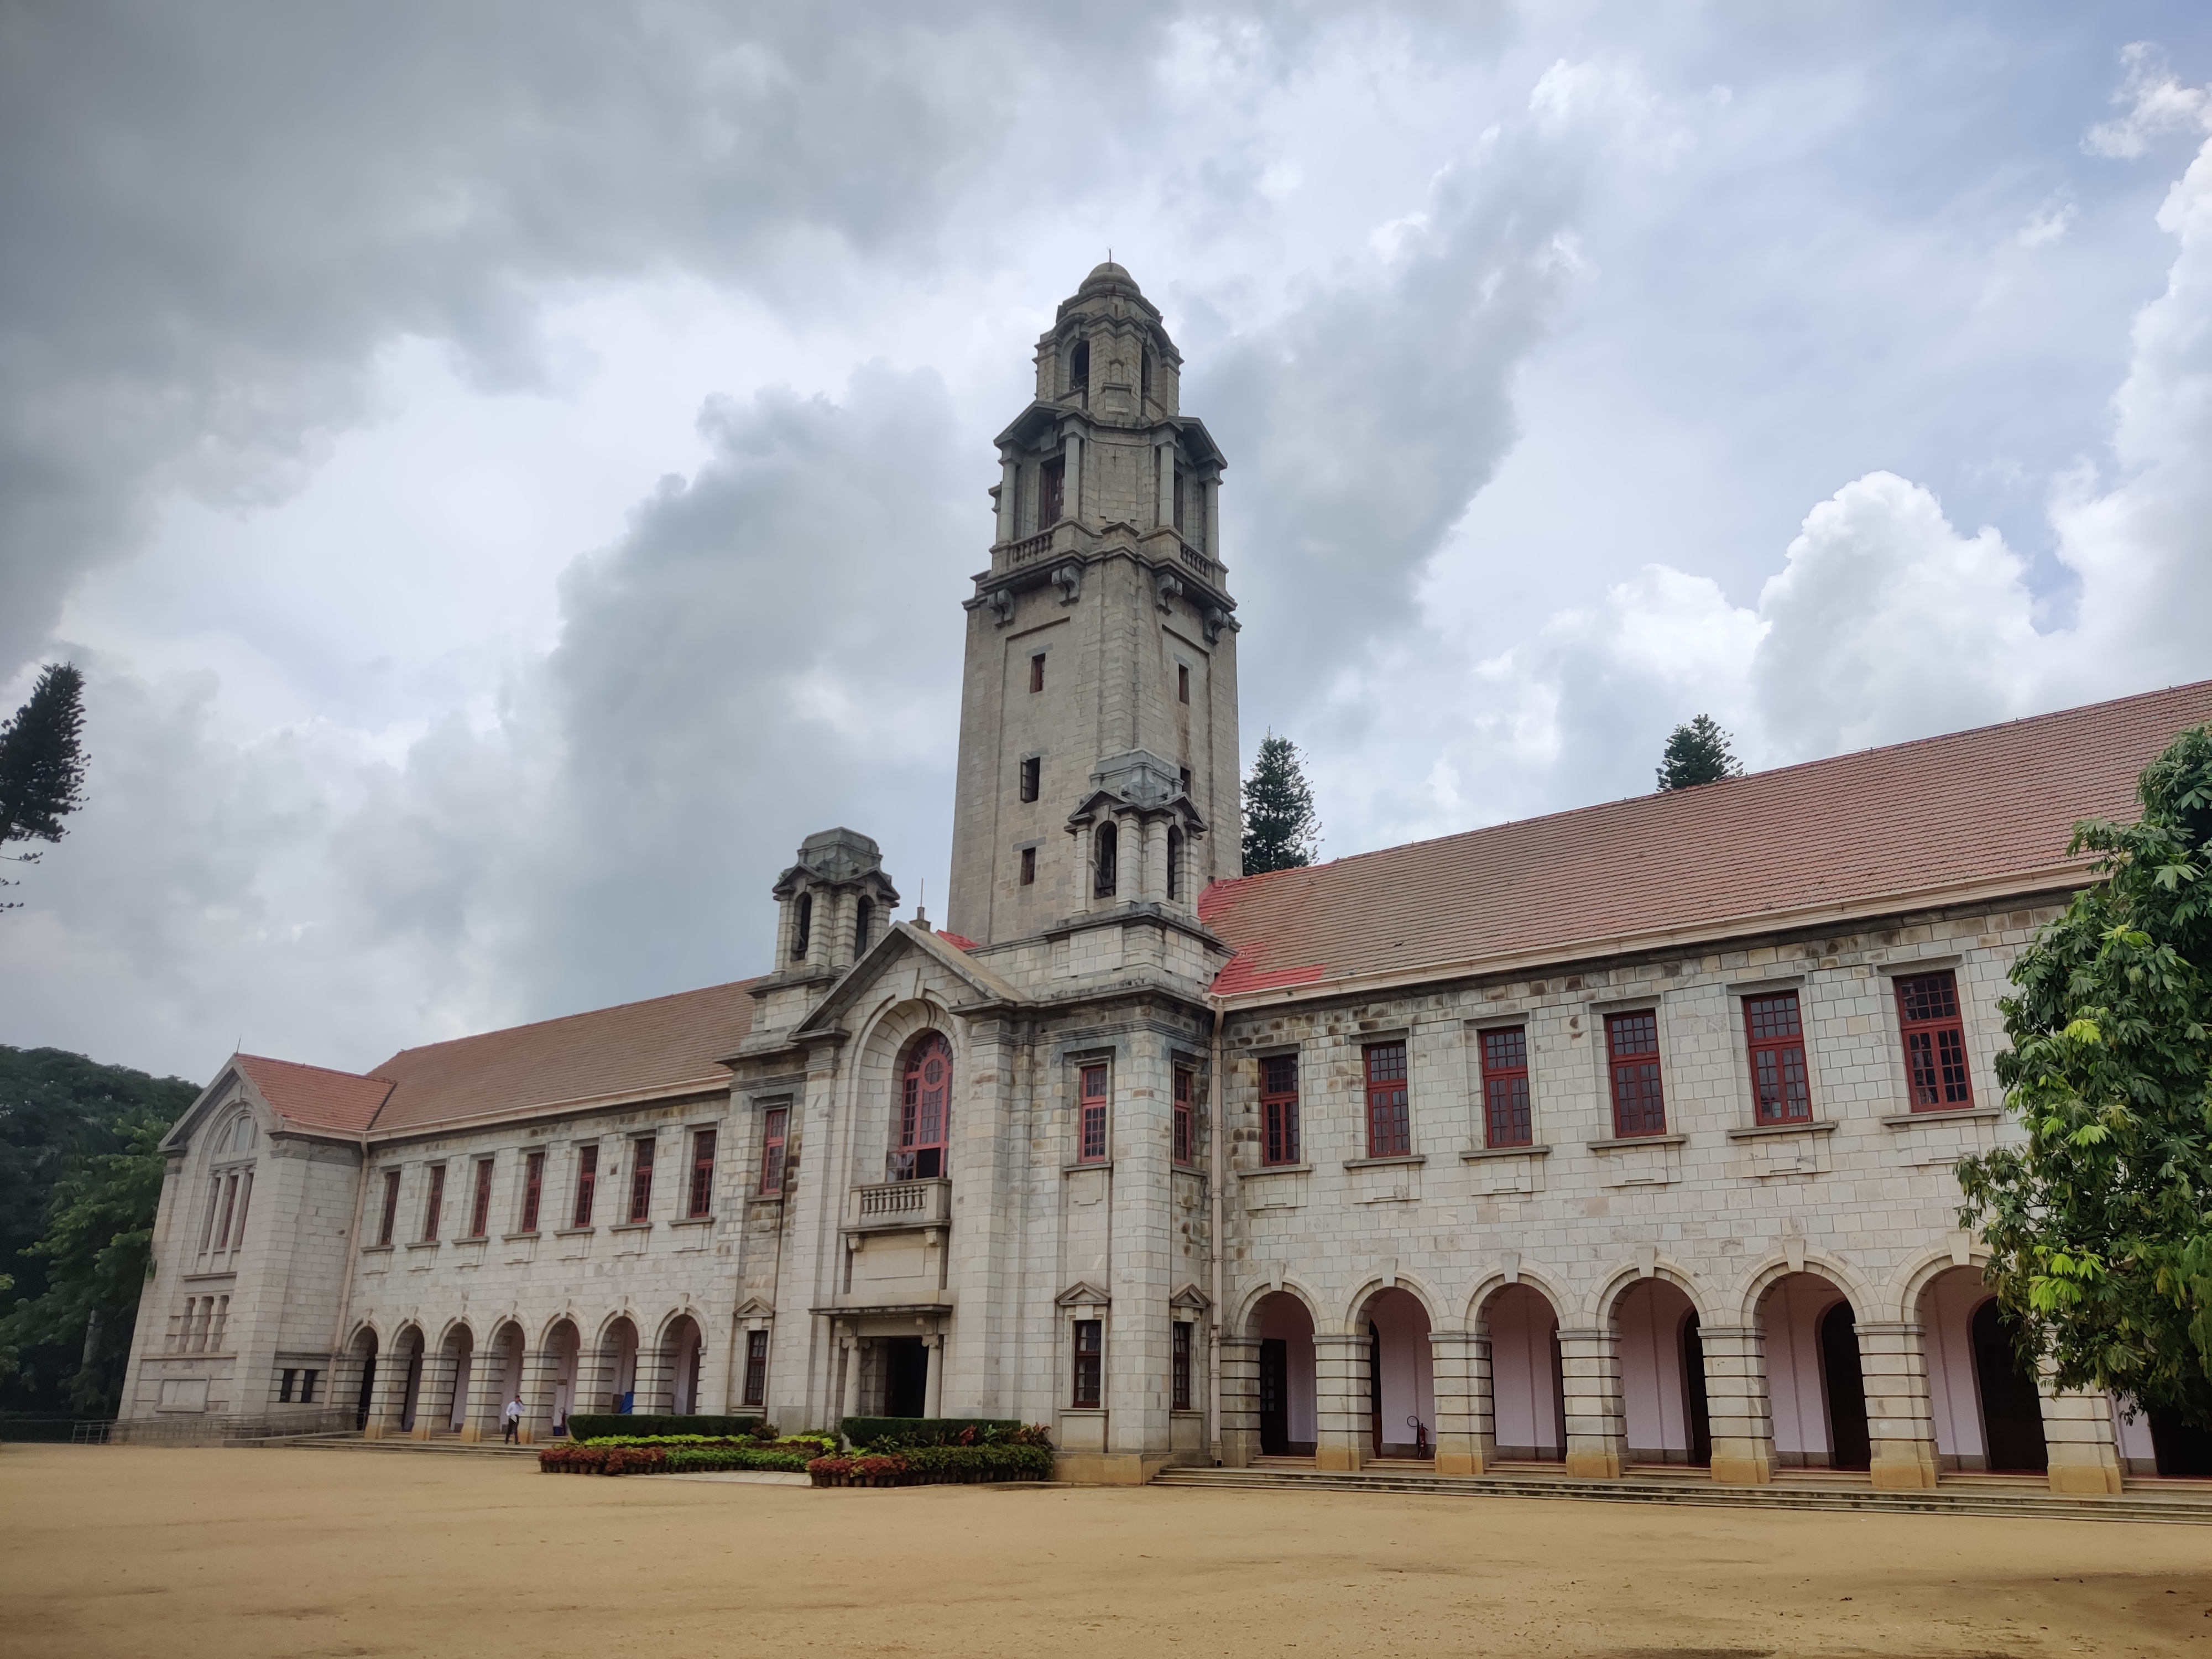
left=2085, top=44, right=2211, bottom=159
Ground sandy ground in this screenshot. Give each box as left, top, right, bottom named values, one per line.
left=5, top=1447, right=2212, bottom=1659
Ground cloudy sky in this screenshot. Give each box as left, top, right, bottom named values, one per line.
left=3, top=3, right=2210, bottom=1083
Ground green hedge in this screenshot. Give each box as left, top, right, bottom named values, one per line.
left=566, top=1413, right=764, bottom=1442
left=838, top=1417, right=1030, bottom=1448
left=665, top=1446, right=812, bottom=1473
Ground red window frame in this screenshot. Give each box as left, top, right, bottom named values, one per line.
left=759, top=1105, right=789, bottom=1196
left=897, top=1034, right=953, bottom=1180
left=1171, top=1321, right=1193, bottom=1411
left=1605, top=1011, right=1667, bottom=1138
left=376, top=1168, right=401, bottom=1245
left=1260, top=1054, right=1300, bottom=1166
left=1479, top=1026, right=1532, bottom=1148
left=572, top=1144, right=598, bottom=1228
left=1078, top=1063, right=1109, bottom=1162
left=625, top=1138, right=655, bottom=1223
left=520, top=1150, right=544, bottom=1233
left=1172, top=1066, right=1195, bottom=1166
left=687, top=1130, right=716, bottom=1219
left=1744, top=992, right=1813, bottom=1123
left=422, top=1163, right=446, bottom=1241
left=1020, top=846, right=1036, bottom=885
left=1072, top=1319, right=1102, bottom=1407
left=1364, top=1041, right=1410, bottom=1159
left=1897, top=971, right=1973, bottom=1109
left=743, top=1329, right=769, bottom=1407
left=468, top=1158, right=495, bottom=1238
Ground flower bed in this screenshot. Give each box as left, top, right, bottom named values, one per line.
left=807, top=1442, right=1052, bottom=1487
left=540, top=1444, right=670, bottom=1475
left=542, top=1433, right=833, bottom=1475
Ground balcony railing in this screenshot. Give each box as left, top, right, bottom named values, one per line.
left=846, top=1177, right=951, bottom=1232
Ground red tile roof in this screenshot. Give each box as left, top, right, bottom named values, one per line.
left=234, top=1053, right=392, bottom=1134
left=1199, top=680, right=2212, bottom=998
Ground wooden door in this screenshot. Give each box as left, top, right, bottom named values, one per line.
left=1258, top=1339, right=1288, bottom=1455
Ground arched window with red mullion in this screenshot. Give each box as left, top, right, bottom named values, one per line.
left=893, top=1032, right=953, bottom=1181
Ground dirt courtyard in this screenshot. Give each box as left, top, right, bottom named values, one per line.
left=5, top=1447, right=2212, bottom=1658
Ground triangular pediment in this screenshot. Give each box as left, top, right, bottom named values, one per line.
left=1170, top=1282, right=1213, bottom=1313
left=793, top=921, right=1026, bottom=1034
left=157, top=1063, right=258, bottom=1156
left=734, top=1297, right=777, bottom=1319
left=1055, top=1280, right=1112, bottom=1308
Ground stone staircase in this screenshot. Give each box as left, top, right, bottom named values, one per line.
left=261, top=1431, right=541, bottom=1458
left=1149, top=1461, right=2212, bottom=1524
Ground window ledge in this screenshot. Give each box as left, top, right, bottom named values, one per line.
left=1881, top=1106, right=2001, bottom=1128
left=455, top=1233, right=488, bottom=1244
left=359, top=1243, right=394, bottom=1255
left=405, top=1240, right=441, bottom=1252
left=668, top=1215, right=714, bottom=1228
left=609, top=1222, right=653, bottom=1233
left=181, top=1268, right=239, bottom=1282
left=1342, top=1154, right=1426, bottom=1171
left=1586, top=1133, right=1688, bottom=1152
left=1462, top=1143, right=1550, bottom=1162
left=1726, top=1120, right=1839, bottom=1141
left=1240, top=1161, right=1311, bottom=1178
left=1062, top=1160, right=1113, bottom=1175
left=748, top=1193, right=786, bottom=1207
left=500, top=1232, right=539, bottom=1243
left=554, top=1226, right=595, bottom=1238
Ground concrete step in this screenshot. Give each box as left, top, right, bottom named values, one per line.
left=1149, top=1464, right=2212, bottom=1525
left=265, top=1432, right=541, bottom=1457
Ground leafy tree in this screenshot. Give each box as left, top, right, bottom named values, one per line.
left=0, top=663, right=88, bottom=911
left=1957, top=724, right=2212, bottom=1427
left=1241, top=731, right=1321, bottom=875
left=1655, top=714, right=1743, bottom=791
left=0, top=1046, right=195, bottom=1416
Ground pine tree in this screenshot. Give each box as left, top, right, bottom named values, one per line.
left=1241, top=731, right=1321, bottom=874
left=1655, top=714, right=1743, bottom=791
left=0, top=664, right=88, bottom=909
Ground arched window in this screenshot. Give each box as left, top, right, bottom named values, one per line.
left=1094, top=822, right=1118, bottom=899
left=893, top=1033, right=952, bottom=1181
left=792, top=892, right=812, bottom=961
left=1070, top=340, right=1089, bottom=398
left=854, top=897, right=874, bottom=956
left=1166, top=826, right=1183, bottom=902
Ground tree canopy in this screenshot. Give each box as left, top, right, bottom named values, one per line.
left=1, top=664, right=88, bottom=911
left=1957, top=723, right=2212, bottom=1427
left=1655, top=714, right=1743, bottom=791
left=1241, top=731, right=1321, bottom=875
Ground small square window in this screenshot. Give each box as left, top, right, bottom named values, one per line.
left=1020, top=846, right=1036, bottom=885
left=1020, top=757, right=1041, bottom=802
left=1030, top=653, right=1046, bottom=693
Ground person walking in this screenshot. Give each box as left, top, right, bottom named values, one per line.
left=502, top=1396, right=523, bottom=1444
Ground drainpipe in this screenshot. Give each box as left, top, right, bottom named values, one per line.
left=1207, top=993, right=1225, bottom=1466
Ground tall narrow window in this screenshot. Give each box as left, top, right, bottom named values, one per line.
left=469, top=1158, right=495, bottom=1238
left=1479, top=1027, right=1532, bottom=1148
left=1172, top=1066, right=1195, bottom=1166
left=1178, top=766, right=1192, bottom=796
left=1744, top=992, right=1813, bottom=1122
left=279, top=1369, right=298, bottom=1404
left=687, top=1129, right=717, bottom=1219
left=896, top=1034, right=952, bottom=1180
left=854, top=898, right=873, bottom=956
left=626, top=1138, right=655, bottom=1223
left=213, top=1173, right=239, bottom=1251
left=1364, top=1041, right=1410, bottom=1158
left=199, top=1179, right=222, bottom=1251
left=1069, top=341, right=1089, bottom=398
left=1606, top=1011, right=1667, bottom=1138
left=300, top=1369, right=319, bottom=1404
left=1166, top=826, right=1183, bottom=902
left=229, top=1172, right=252, bottom=1248
left=1094, top=822, right=1118, bottom=898
left=571, top=1144, right=598, bottom=1228
left=1020, top=846, right=1036, bottom=885
left=791, top=892, right=812, bottom=961
left=759, top=1105, right=789, bottom=1196
left=1260, top=1055, right=1301, bottom=1166
left=1020, top=756, right=1041, bottom=802
left=422, top=1164, right=446, bottom=1241
left=1079, top=1063, right=1110, bottom=1162
left=1177, top=663, right=1190, bottom=703
left=1173, top=467, right=1186, bottom=533
left=1030, top=653, right=1046, bottom=693
left=1041, top=455, right=1066, bottom=525
left=377, top=1169, right=401, bottom=1246
left=1896, top=971, right=1973, bottom=1109
left=1072, top=1319, right=1102, bottom=1406
left=1172, top=1322, right=1193, bottom=1411
left=1141, top=351, right=1152, bottom=402
left=520, top=1150, right=545, bottom=1233
left=743, top=1330, right=769, bottom=1407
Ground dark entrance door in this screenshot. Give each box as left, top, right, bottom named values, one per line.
left=1258, top=1338, right=1288, bottom=1455
left=1681, top=1313, right=1712, bottom=1467
left=354, top=1353, right=377, bottom=1431
left=1368, top=1322, right=1383, bottom=1457
left=882, top=1337, right=928, bottom=1418
left=2149, top=1408, right=2212, bottom=1478
left=1969, top=1299, right=2048, bottom=1472
left=1818, top=1301, right=1871, bottom=1472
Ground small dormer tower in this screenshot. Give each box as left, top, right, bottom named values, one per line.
left=770, top=828, right=901, bottom=975
left=948, top=264, right=1241, bottom=947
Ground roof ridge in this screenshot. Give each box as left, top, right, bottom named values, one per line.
left=372, top=974, right=770, bottom=1071
left=236, top=1051, right=384, bottom=1085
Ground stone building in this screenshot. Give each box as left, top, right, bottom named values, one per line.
left=117, top=264, right=2212, bottom=1491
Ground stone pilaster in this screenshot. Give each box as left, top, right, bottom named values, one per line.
left=363, top=1345, right=410, bottom=1440
left=1857, top=1321, right=1939, bottom=1489
left=1431, top=1328, right=1491, bottom=1475
left=463, top=1340, right=507, bottom=1442
left=520, top=1347, right=565, bottom=1443
left=1700, top=1325, right=1775, bottom=1485
left=2041, top=1383, right=2125, bottom=1495
left=1313, top=1332, right=1368, bottom=1471
left=1559, top=1327, right=1626, bottom=1478
left=1218, top=1335, right=1260, bottom=1468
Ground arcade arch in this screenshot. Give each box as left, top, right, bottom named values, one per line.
left=1917, top=1265, right=2048, bottom=1473
left=1250, top=1290, right=1316, bottom=1457
left=1477, top=1282, right=1564, bottom=1463
left=1612, top=1277, right=1709, bottom=1467
left=1756, top=1272, right=1868, bottom=1472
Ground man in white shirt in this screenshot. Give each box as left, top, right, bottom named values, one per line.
left=502, top=1397, right=523, bottom=1444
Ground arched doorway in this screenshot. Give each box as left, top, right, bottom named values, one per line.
left=1483, top=1284, right=1564, bottom=1463
left=394, top=1327, right=426, bottom=1434
left=546, top=1319, right=581, bottom=1433
left=893, top=1032, right=952, bottom=1181
left=349, top=1328, right=379, bottom=1432
left=1614, top=1279, right=1708, bottom=1467
left=1919, top=1266, right=2047, bottom=1473
left=1253, top=1291, right=1317, bottom=1457
left=1759, top=1272, right=1867, bottom=1472
left=666, top=1315, right=705, bottom=1415
left=487, top=1321, right=526, bottom=1436
left=1359, top=1288, right=1434, bottom=1458
left=440, top=1325, right=474, bottom=1434
left=602, top=1317, right=640, bottom=1416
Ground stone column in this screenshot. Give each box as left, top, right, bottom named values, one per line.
left=2041, top=1382, right=2125, bottom=1495
left=463, top=1342, right=507, bottom=1443
left=1139, top=819, right=1170, bottom=904
left=1156, top=440, right=1175, bottom=528
left=1203, top=477, right=1219, bottom=557
left=410, top=1348, right=452, bottom=1439
left=1218, top=1335, right=1260, bottom=1468
left=1065, top=433, right=1083, bottom=524
left=1857, top=1322, right=1939, bottom=1489
left=632, top=1339, right=675, bottom=1417
left=999, top=456, right=1018, bottom=544
left=1431, top=1328, right=1491, bottom=1476
left=1700, top=1325, right=1775, bottom=1485
left=1313, top=1332, right=1369, bottom=1472
left=363, top=1345, right=410, bottom=1440
left=1558, top=1328, right=1627, bottom=1478
left=923, top=1333, right=944, bottom=1419
left=839, top=1334, right=863, bottom=1426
